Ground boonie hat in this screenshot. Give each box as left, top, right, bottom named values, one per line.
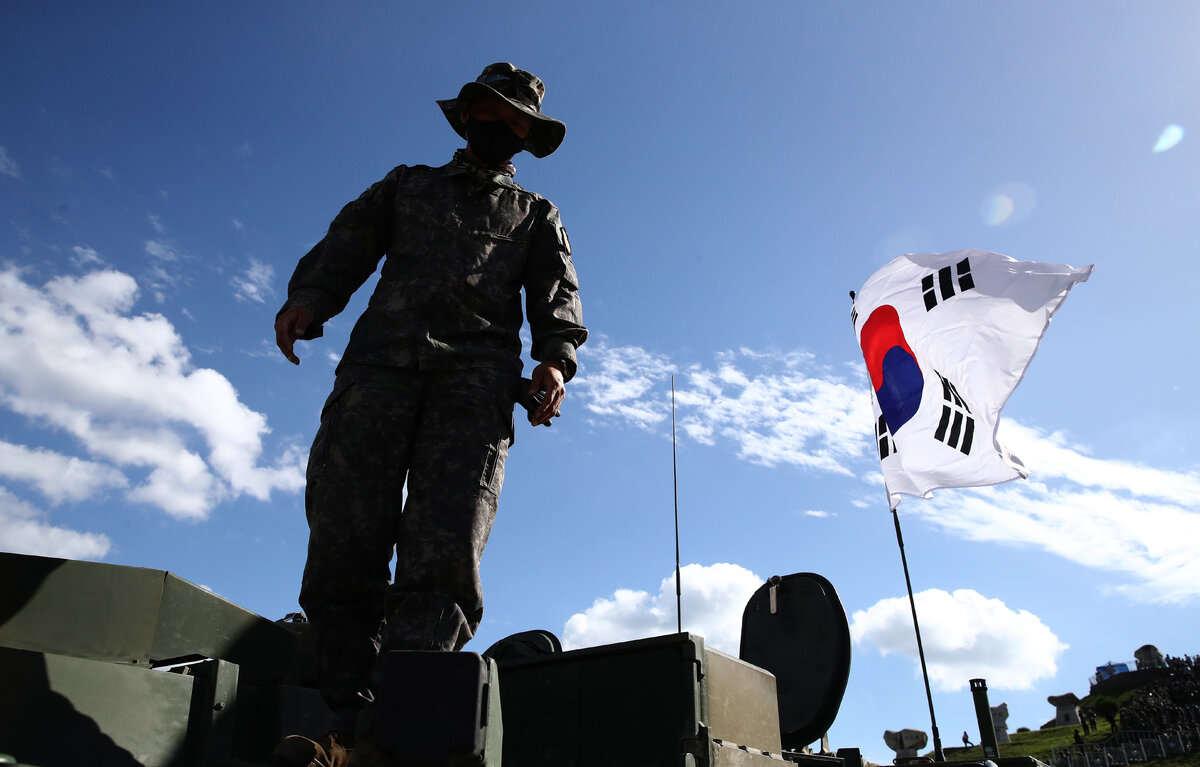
left=437, top=62, right=566, bottom=158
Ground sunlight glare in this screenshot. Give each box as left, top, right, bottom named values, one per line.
left=1152, top=124, right=1185, bottom=153
left=981, top=182, right=1037, bottom=227
left=982, top=195, right=1016, bottom=226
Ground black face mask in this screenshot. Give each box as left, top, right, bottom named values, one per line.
left=465, top=117, right=526, bottom=165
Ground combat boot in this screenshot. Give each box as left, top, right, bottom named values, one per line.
left=270, top=731, right=353, bottom=767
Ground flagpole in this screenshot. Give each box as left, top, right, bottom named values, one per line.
left=891, top=504, right=945, bottom=762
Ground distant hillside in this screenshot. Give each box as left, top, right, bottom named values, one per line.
left=928, top=659, right=1199, bottom=767
left=939, top=724, right=1199, bottom=767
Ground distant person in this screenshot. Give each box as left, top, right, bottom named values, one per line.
left=963, top=731, right=974, bottom=748
left=272, top=62, right=587, bottom=767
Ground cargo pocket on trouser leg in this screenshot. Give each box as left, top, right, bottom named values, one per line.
left=387, top=368, right=516, bottom=650
left=478, top=438, right=509, bottom=498
left=478, top=374, right=516, bottom=498
left=306, top=377, right=356, bottom=481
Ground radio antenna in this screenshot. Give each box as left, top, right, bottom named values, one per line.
left=672, top=375, right=682, bottom=633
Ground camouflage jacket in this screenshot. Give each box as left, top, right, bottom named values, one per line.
left=280, top=150, right=587, bottom=380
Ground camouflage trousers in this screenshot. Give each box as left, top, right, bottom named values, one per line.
left=299, top=364, right=516, bottom=716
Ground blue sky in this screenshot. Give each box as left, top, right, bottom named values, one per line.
left=2, top=2, right=1198, bottom=762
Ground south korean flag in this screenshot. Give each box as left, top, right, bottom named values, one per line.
left=852, top=250, right=1092, bottom=508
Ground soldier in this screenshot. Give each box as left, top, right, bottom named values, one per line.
left=272, top=63, right=587, bottom=766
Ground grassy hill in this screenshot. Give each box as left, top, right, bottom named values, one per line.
left=934, top=724, right=1200, bottom=767
left=921, top=660, right=1200, bottom=767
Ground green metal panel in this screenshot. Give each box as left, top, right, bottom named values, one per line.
left=152, top=572, right=296, bottom=682
left=483, top=656, right=504, bottom=767
left=704, top=648, right=781, bottom=754
left=0, top=552, right=295, bottom=684
left=0, top=553, right=165, bottom=666
left=709, top=740, right=792, bottom=766
left=182, top=659, right=241, bottom=766
left=0, top=647, right=196, bottom=766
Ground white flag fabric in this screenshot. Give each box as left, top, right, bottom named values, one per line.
left=852, top=250, right=1092, bottom=508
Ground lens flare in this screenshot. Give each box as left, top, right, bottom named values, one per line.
left=1152, top=124, right=1184, bottom=153
left=981, top=182, right=1037, bottom=227
left=982, top=195, right=1016, bottom=226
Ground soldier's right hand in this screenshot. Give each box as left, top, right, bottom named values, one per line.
left=274, top=305, right=314, bottom=365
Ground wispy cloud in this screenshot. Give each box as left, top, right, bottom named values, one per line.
left=142, top=240, right=187, bottom=302
left=850, top=588, right=1067, bottom=691
left=50, top=158, right=73, bottom=179
left=575, top=340, right=872, bottom=474
left=232, top=259, right=275, bottom=303
left=72, top=245, right=104, bottom=268
left=892, top=421, right=1200, bottom=604
left=148, top=213, right=165, bottom=233
left=0, top=487, right=111, bottom=560
left=144, top=239, right=179, bottom=261
left=573, top=339, right=676, bottom=428
left=0, top=441, right=127, bottom=504
left=0, top=145, right=19, bottom=178
left=0, top=267, right=305, bottom=520
left=1001, top=423, right=1200, bottom=506
left=563, top=562, right=763, bottom=653
left=574, top=341, right=1200, bottom=604
left=909, top=478, right=1200, bottom=606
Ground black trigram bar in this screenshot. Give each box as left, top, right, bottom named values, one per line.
left=851, top=306, right=858, bottom=327
left=933, top=372, right=974, bottom=454
left=921, top=257, right=976, bottom=311
left=938, top=374, right=971, bottom=412
left=876, top=414, right=897, bottom=460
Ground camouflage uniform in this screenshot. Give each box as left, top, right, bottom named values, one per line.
left=279, top=149, right=586, bottom=718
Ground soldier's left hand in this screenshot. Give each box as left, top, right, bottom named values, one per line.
left=529, top=362, right=565, bottom=426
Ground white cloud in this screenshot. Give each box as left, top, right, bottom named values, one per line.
left=574, top=339, right=676, bottom=428
left=562, top=562, right=763, bottom=654
left=0, top=145, right=19, bottom=178
left=144, top=239, right=177, bottom=260
left=147, top=214, right=165, bottom=233
left=1001, top=422, right=1200, bottom=506
left=574, top=342, right=1200, bottom=605
left=232, top=259, right=275, bottom=303
left=0, top=487, right=111, bottom=560
left=893, top=421, right=1200, bottom=604
left=0, top=268, right=305, bottom=520
left=237, top=142, right=253, bottom=158
left=804, top=509, right=834, bottom=518
left=911, top=481, right=1200, bottom=606
left=72, top=245, right=103, bottom=268
left=575, top=341, right=873, bottom=474
left=141, top=241, right=186, bottom=301
left=850, top=588, right=1067, bottom=691
left=0, top=441, right=127, bottom=503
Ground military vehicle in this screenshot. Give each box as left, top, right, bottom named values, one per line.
left=0, top=551, right=1033, bottom=767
